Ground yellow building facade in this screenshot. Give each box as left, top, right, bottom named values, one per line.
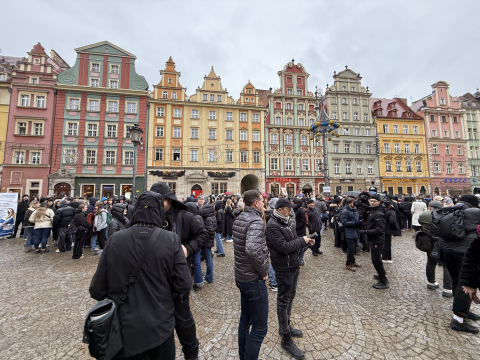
left=372, top=97, right=431, bottom=195
left=147, top=58, right=265, bottom=197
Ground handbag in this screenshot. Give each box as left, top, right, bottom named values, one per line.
left=83, top=227, right=161, bottom=360
left=428, top=241, right=441, bottom=261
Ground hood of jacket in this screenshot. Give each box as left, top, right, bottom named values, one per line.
left=269, top=198, right=278, bottom=209
left=150, top=182, right=187, bottom=210
left=214, top=200, right=224, bottom=211
left=185, top=202, right=199, bottom=215
left=186, top=196, right=195, bottom=203
left=130, top=191, right=165, bottom=227
left=89, top=197, right=98, bottom=206
left=74, top=208, right=84, bottom=215
left=59, top=199, right=69, bottom=208
left=199, top=203, right=215, bottom=218
left=70, top=201, right=80, bottom=209
left=293, top=198, right=303, bottom=210
left=111, top=203, right=127, bottom=220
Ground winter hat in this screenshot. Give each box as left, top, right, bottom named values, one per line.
left=101, top=197, right=107, bottom=202
left=428, top=201, right=443, bottom=209
left=460, top=194, right=479, bottom=207
left=433, top=196, right=443, bottom=201
left=369, top=194, right=381, bottom=201
left=307, top=199, right=315, bottom=205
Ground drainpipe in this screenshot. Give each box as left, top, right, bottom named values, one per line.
left=144, top=100, right=149, bottom=192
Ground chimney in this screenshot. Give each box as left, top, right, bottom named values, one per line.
left=399, top=98, right=408, bottom=105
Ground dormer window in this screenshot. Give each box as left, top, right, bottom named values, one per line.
left=245, top=98, right=249, bottom=102
left=0, top=73, right=5, bottom=81
left=34, top=58, right=40, bottom=64
left=408, top=112, right=411, bottom=117
left=171, top=91, right=177, bottom=99
left=248, top=90, right=251, bottom=94
left=440, top=98, right=445, bottom=105
left=168, top=78, right=173, bottom=84
left=91, top=63, right=100, bottom=72
left=162, top=91, right=168, bottom=99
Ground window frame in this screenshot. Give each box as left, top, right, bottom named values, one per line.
left=86, top=122, right=98, bottom=137
left=106, top=124, right=117, bottom=138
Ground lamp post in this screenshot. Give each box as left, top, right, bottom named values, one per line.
left=309, top=87, right=341, bottom=197
left=129, top=124, right=143, bottom=204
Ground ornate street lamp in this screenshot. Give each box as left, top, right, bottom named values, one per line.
left=129, top=124, right=143, bottom=204
left=307, top=86, right=341, bottom=196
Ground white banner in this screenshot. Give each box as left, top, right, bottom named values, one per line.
left=0, top=193, right=18, bottom=239
left=323, top=186, right=331, bottom=193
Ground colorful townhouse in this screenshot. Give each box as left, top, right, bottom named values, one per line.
left=264, top=60, right=323, bottom=197
left=51, top=41, right=148, bottom=199
left=323, top=67, right=380, bottom=194
left=459, top=91, right=480, bottom=193
left=0, top=43, right=68, bottom=198
left=411, top=81, right=469, bottom=196
left=372, top=97, right=430, bottom=195
left=146, top=57, right=265, bottom=197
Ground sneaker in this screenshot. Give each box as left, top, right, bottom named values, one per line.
left=442, top=289, right=453, bottom=298
left=345, top=265, right=356, bottom=272
left=80, top=254, right=84, bottom=259
left=373, top=281, right=390, bottom=289
left=299, top=259, right=305, bottom=266
left=427, top=281, right=439, bottom=290
left=34, top=249, right=42, bottom=254
left=225, top=239, right=233, bottom=243
left=352, top=263, right=362, bottom=268
left=214, top=250, right=219, bottom=253
left=94, top=250, right=103, bottom=256
left=269, top=283, right=278, bottom=292
left=382, top=260, right=393, bottom=264
left=24, top=247, right=33, bottom=253
left=467, top=311, right=480, bottom=321
left=450, top=318, right=479, bottom=334
left=281, top=337, right=304, bottom=359
left=192, top=282, right=204, bottom=291
left=216, top=253, right=225, bottom=257
left=56, top=249, right=64, bottom=253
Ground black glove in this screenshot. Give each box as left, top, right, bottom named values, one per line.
left=355, top=221, right=363, bottom=226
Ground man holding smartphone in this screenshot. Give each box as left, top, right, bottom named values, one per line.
left=266, top=198, right=314, bottom=360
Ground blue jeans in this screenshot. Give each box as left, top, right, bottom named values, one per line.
left=91, top=234, right=97, bottom=250
left=226, top=235, right=233, bottom=241
left=236, top=279, right=268, bottom=360
left=193, top=250, right=204, bottom=285
left=269, top=264, right=277, bottom=286
left=215, top=233, right=224, bottom=255
left=24, top=227, right=34, bottom=248
left=34, top=228, right=51, bottom=249
left=204, top=247, right=213, bottom=283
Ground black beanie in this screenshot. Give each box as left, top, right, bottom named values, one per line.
left=369, top=194, right=381, bottom=201
left=459, top=194, right=479, bottom=207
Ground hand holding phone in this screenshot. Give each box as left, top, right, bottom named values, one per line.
left=307, top=232, right=318, bottom=239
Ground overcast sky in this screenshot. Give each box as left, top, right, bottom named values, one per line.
left=2, top=0, right=479, bottom=104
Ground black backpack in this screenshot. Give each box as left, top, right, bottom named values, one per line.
left=67, top=218, right=78, bottom=235
left=430, top=207, right=465, bottom=241
left=414, top=231, right=434, bottom=252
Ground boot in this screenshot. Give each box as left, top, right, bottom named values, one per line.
left=279, top=321, right=303, bottom=338
left=281, top=332, right=304, bottom=359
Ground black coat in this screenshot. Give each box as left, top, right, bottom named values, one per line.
left=17, top=199, right=29, bottom=219
left=215, top=201, right=225, bottom=235
left=108, top=203, right=129, bottom=237
left=293, top=198, right=307, bottom=237
left=89, top=226, right=191, bottom=357
left=87, top=197, right=98, bottom=215
left=459, top=235, right=480, bottom=289
left=266, top=212, right=306, bottom=272
left=23, top=208, right=35, bottom=227
left=306, top=206, right=322, bottom=234
left=340, top=206, right=360, bottom=239
left=385, top=205, right=401, bottom=236
left=74, top=208, right=91, bottom=231
left=225, top=206, right=234, bottom=237
left=365, top=205, right=386, bottom=244
left=199, top=203, right=216, bottom=248
left=53, top=202, right=75, bottom=228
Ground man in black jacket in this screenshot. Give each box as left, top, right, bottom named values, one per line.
left=198, top=201, right=215, bottom=284
left=359, top=195, right=389, bottom=289
left=89, top=191, right=191, bottom=360
left=150, top=182, right=208, bottom=360
left=266, top=198, right=313, bottom=360
left=53, top=199, right=75, bottom=252
left=13, top=194, right=29, bottom=238
left=306, top=199, right=323, bottom=256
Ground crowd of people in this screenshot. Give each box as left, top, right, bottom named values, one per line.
left=9, top=185, right=480, bottom=360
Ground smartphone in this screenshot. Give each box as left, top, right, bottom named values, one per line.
left=307, top=232, right=318, bottom=239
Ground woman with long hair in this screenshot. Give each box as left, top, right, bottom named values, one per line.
left=23, top=200, right=39, bottom=252
left=224, top=199, right=234, bottom=243
left=94, top=201, right=109, bottom=255
left=29, top=202, right=55, bottom=253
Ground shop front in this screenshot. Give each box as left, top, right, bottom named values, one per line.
left=381, top=178, right=430, bottom=196
left=74, top=176, right=145, bottom=200
left=431, top=177, right=471, bottom=196
left=2, top=165, right=50, bottom=198
left=267, top=177, right=298, bottom=197
left=470, top=178, right=480, bottom=194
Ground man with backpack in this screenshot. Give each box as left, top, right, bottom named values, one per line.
left=52, top=199, right=75, bottom=253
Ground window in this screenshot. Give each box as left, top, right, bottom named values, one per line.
left=203, top=94, right=208, bottom=101
left=188, top=109, right=198, bottom=119
left=446, top=162, right=452, bottom=174
left=14, top=151, right=25, bottom=164
left=91, top=63, right=100, bottom=72
left=286, top=117, right=292, bottom=126
left=217, top=95, right=222, bottom=102
left=226, top=112, right=233, bottom=121
left=209, top=94, right=214, bottom=101
left=385, top=161, right=392, bottom=171
left=253, top=151, right=260, bottom=163
left=351, top=86, right=356, bottom=92
left=286, top=103, right=292, bottom=110
left=430, top=115, right=435, bottom=122
left=302, top=159, right=309, bottom=171
left=401, top=125, right=408, bottom=134
left=105, top=150, right=116, bottom=165
left=354, top=144, right=361, bottom=154
left=394, top=143, right=400, bottom=153
left=124, top=126, right=133, bottom=139
left=226, top=130, right=233, bottom=140
left=156, top=126, right=164, bottom=137
left=354, top=112, right=359, bottom=120
left=173, top=149, right=180, bottom=161
left=332, top=112, right=337, bottom=120
left=34, top=96, right=45, bottom=108
left=226, top=150, right=233, bottom=162
left=162, top=91, right=168, bottom=99
left=384, top=143, right=390, bottom=153
left=368, top=163, right=373, bottom=174
left=30, top=122, right=42, bottom=136
left=109, top=80, right=118, bottom=89
left=126, top=102, right=137, bottom=114
left=69, top=98, right=79, bottom=110
left=472, top=166, right=477, bottom=177
left=353, top=98, right=358, bottom=104
left=88, top=100, right=99, bottom=111
left=443, top=130, right=448, bottom=137
left=253, top=131, right=260, bottom=142
left=271, top=158, right=278, bottom=170
left=432, top=129, right=437, bottom=137
left=342, top=86, right=346, bottom=91
left=90, top=79, right=99, bottom=87
left=190, top=150, right=198, bottom=162
left=287, top=89, right=292, bottom=95
left=16, top=122, right=27, bottom=135
left=174, top=108, right=182, bottom=118
left=344, top=143, right=350, bottom=153
left=173, top=127, right=181, bottom=138
left=191, top=128, right=199, bottom=139
left=270, top=133, right=278, bottom=144
left=310, top=119, right=315, bottom=126
left=457, top=145, right=462, bottom=155
left=434, top=163, right=440, bottom=174
left=285, top=158, right=292, bottom=170
left=365, top=128, right=371, bottom=136
left=123, top=151, right=134, bottom=165
left=433, top=144, right=438, bottom=154
left=441, top=116, right=447, bottom=123
left=240, top=130, right=247, bottom=141
left=459, top=163, right=464, bottom=174
left=364, top=113, right=368, bottom=121
left=413, top=126, right=418, bottom=134
left=156, top=107, right=165, bottom=116
left=345, top=163, right=351, bottom=173
left=207, top=129, right=215, bottom=139
left=396, top=161, right=402, bottom=172
left=298, top=104, right=304, bottom=110
left=440, top=98, right=445, bottom=105
left=299, top=118, right=305, bottom=126
left=86, top=150, right=96, bottom=165
left=366, top=144, right=372, bottom=154
left=297, top=90, right=303, bottom=96
left=67, top=122, right=78, bottom=136
left=253, top=114, right=260, bottom=123
left=333, top=144, right=339, bottom=153
left=455, top=131, right=460, bottom=138
left=333, top=162, right=340, bottom=174
left=343, top=128, right=349, bottom=135
left=240, top=151, right=247, bottom=163
left=108, top=101, right=118, bottom=112
left=342, top=98, right=347, bottom=104
left=240, top=113, right=247, bottom=122
left=416, top=162, right=422, bottom=172
left=404, top=144, right=410, bottom=153
left=301, top=135, right=308, bottom=146
left=0, top=73, right=5, bottom=81
left=406, top=161, right=412, bottom=172
left=171, top=91, right=177, bottom=100
left=414, top=144, right=420, bottom=154
left=446, top=145, right=451, bottom=155
left=30, top=151, right=40, bottom=165
left=474, top=129, right=478, bottom=139
left=87, top=123, right=98, bottom=137
left=356, top=163, right=362, bottom=174
left=393, top=125, right=399, bottom=134
left=383, top=124, right=389, bottom=133
left=111, top=65, right=119, bottom=74
left=343, top=112, right=347, bottom=120
left=315, top=159, right=322, bottom=172
left=209, top=111, right=216, bottom=120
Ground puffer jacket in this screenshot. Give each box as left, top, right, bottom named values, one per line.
left=185, top=202, right=204, bottom=227
left=364, top=205, right=386, bottom=244
left=215, top=201, right=225, bottom=234
left=266, top=211, right=305, bottom=272
left=53, top=200, right=75, bottom=228
left=199, top=203, right=215, bottom=248
left=233, top=206, right=269, bottom=283
left=74, top=208, right=91, bottom=231
left=108, top=203, right=129, bottom=237
left=94, top=208, right=109, bottom=231
left=294, top=198, right=307, bottom=237
left=459, top=235, right=480, bottom=289
left=385, top=204, right=401, bottom=236
left=339, top=205, right=360, bottom=239
left=437, top=201, right=480, bottom=254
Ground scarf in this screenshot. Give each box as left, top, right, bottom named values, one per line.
left=273, top=209, right=290, bottom=224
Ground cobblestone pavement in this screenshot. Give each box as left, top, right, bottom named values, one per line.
left=1, top=229, right=480, bottom=360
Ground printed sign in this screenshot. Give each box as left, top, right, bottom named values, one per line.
left=323, top=186, right=331, bottom=193
left=0, top=193, right=18, bottom=238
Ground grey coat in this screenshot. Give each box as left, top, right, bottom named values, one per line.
left=233, top=206, right=269, bottom=283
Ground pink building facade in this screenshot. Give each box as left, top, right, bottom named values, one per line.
left=411, top=81, right=468, bottom=195
left=1, top=43, right=68, bottom=198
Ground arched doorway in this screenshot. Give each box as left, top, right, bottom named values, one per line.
left=241, top=174, right=260, bottom=194
left=302, top=184, right=312, bottom=196
left=191, top=184, right=202, bottom=198
left=54, top=182, right=71, bottom=197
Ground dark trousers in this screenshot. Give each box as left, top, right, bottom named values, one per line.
left=370, top=242, right=386, bottom=281
left=33, top=228, right=51, bottom=249
left=236, top=279, right=268, bottom=360
left=442, top=252, right=472, bottom=318
left=346, top=238, right=357, bottom=265
left=402, top=213, right=412, bottom=229
left=14, top=218, right=24, bottom=237
left=426, top=253, right=452, bottom=289
left=276, top=269, right=299, bottom=335
left=114, top=333, right=175, bottom=360
left=57, top=227, right=72, bottom=252
left=73, top=230, right=88, bottom=259
left=97, top=228, right=107, bottom=249
left=173, top=291, right=198, bottom=360
left=382, top=235, right=392, bottom=260
left=311, top=234, right=321, bottom=252
left=360, top=233, right=369, bottom=251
